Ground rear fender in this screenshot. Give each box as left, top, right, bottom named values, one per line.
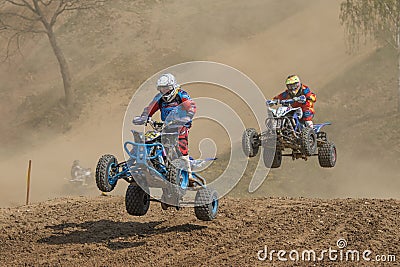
left=313, top=122, right=331, bottom=133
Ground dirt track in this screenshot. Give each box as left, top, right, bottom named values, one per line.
left=1, top=196, right=399, bottom=266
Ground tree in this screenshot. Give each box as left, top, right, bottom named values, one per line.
left=0, top=0, right=105, bottom=107
left=340, top=0, right=400, bottom=111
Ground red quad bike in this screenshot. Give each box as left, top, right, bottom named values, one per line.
left=242, top=98, right=337, bottom=168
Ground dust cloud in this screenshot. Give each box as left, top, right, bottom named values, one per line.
left=0, top=0, right=398, bottom=207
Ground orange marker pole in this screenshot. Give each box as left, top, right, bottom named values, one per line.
left=26, top=160, right=32, bottom=205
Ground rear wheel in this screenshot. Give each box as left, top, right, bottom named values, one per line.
left=125, top=184, right=150, bottom=216
left=300, top=127, right=317, bottom=156
left=242, top=128, right=260, bottom=157
left=95, top=154, right=118, bottom=192
left=194, top=188, right=219, bottom=221
left=318, top=142, right=337, bottom=168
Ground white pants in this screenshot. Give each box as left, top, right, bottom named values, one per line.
left=180, top=155, right=193, bottom=177
left=304, top=121, right=314, bottom=128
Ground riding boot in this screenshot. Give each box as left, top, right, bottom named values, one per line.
left=181, top=155, right=193, bottom=179
left=305, top=120, right=314, bottom=128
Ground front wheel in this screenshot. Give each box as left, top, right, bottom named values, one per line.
left=95, top=154, right=118, bottom=192
left=318, top=142, right=337, bottom=168
left=164, top=159, right=189, bottom=206
left=194, top=188, right=219, bottom=221
left=300, top=127, right=317, bottom=156
left=125, top=184, right=150, bottom=216
left=167, top=159, right=189, bottom=191
left=265, top=148, right=282, bottom=168
left=242, top=128, right=260, bottom=157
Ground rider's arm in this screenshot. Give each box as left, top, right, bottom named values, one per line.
left=302, top=86, right=316, bottom=102
left=179, top=90, right=196, bottom=118
left=142, top=94, right=162, bottom=117
left=273, top=90, right=289, bottom=101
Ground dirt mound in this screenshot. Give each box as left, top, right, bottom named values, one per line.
left=0, top=196, right=399, bottom=266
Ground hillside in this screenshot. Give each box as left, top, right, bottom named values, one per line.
left=0, top=0, right=370, bottom=206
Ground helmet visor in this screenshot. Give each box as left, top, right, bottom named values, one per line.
left=158, top=85, right=172, bottom=95
left=286, top=82, right=300, bottom=91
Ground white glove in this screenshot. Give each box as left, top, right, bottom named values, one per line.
left=293, top=95, right=306, bottom=104
left=132, top=115, right=148, bottom=125
left=266, top=99, right=279, bottom=106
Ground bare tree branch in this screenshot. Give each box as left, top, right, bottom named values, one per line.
left=340, top=0, right=400, bottom=112
left=340, top=0, right=400, bottom=50
left=385, top=38, right=399, bottom=50
left=31, top=0, right=50, bottom=28
left=21, top=0, right=38, bottom=14
left=0, top=0, right=108, bottom=106
left=2, top=31, right=20, bottom=61
left=5, top=0, right=26, bottom=7
left=39, top=0, right=53, bottom=7
left=50, top=0, right=64, bottom=26
left=382, top=2, right=398, bottom=26
left=1, top=11, right=40, bottom=22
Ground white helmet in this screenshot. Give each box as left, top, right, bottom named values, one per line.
left=156, top=73, right=179, bottom=102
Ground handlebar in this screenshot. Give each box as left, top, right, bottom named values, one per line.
left=146, top=118, right=164, bottom=131
left=147, top=118, right=187, bottom=131
left=266, top=99, right=293, bottom=106
left=280, top=99, right=295, bottom=105
left=266, top=99, right=279, bottom=106
left=266, top=96, right=306, bottom=107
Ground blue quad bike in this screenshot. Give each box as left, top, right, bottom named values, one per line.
left=242, top=98, right=337, bottom=168
left=95, top=119, right=219, bottom=221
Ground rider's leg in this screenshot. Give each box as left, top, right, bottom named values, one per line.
left=161, top=126, right=190, bottom=209
left=303, top=110, right=314, bottom=128
left=181, top=155, right=193, bottom=177
left=82, top=176, right=88, bottom=186
left=304, top=120, right=314, bottom=128
left=178, top=126, right=193, bottom=178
